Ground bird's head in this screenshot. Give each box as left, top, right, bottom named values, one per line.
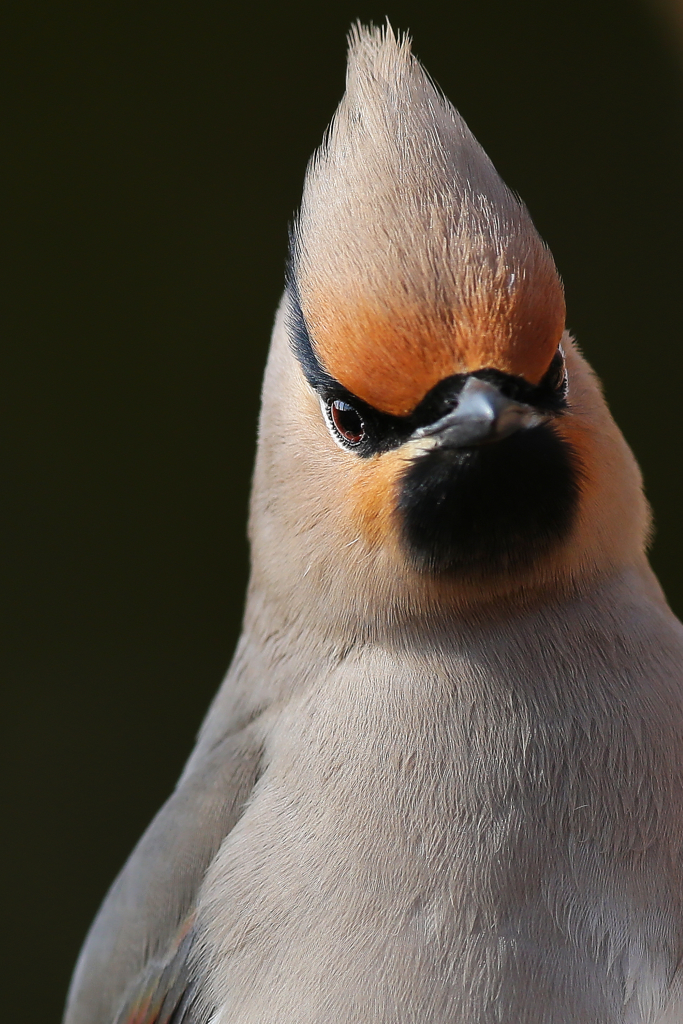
left=249, top=25, right=650, bottom=633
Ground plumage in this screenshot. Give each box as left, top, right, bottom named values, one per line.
left=293, top=23, right=565, bottom=416
left=65, top=23, right=683, bottom=1024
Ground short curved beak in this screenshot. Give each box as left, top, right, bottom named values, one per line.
left=413, top=377, right=549, bottom=450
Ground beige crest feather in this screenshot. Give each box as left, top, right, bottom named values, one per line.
left=293, top=23, right=565, bottom=416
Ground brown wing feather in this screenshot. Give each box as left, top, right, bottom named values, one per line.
left=113, top=918, right=210, bottom=1024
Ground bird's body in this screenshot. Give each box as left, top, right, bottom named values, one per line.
left=65, top=26, right=683, bottom=1024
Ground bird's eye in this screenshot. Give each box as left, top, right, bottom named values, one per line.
left=330, top=399, right=365, bottom=445
left=545, top=347, right=568, bottom=397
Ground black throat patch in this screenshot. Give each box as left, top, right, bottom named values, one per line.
left=397, top=424, right=580, bottom=576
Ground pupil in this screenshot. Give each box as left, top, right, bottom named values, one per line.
left=546, top=349, right=566, bottom=391
left=332, top=400, right=364, bottom=444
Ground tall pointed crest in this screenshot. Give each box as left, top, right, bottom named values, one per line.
left=292, top=24, right=565, bottom=417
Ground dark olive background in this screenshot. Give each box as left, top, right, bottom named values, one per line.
left=4, top=1, right=683, bottom=1020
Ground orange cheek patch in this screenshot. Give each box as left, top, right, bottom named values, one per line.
left=302, top=271, right=566, bottom=417
left=344, top=447, right=411, bottom=551
left=551, top=413, right=599, bottom=511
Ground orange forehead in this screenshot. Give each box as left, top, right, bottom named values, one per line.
left=303, top=278, right=566, bottom=417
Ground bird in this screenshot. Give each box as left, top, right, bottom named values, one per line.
left=64, top=23, right=683, bottom=1024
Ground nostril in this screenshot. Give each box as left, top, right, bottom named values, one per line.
left=413, top=378, right=548, bottom=448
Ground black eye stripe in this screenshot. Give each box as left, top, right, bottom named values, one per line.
left=286, top=285, right=568, bottom=458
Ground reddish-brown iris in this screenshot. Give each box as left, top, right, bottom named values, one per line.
left=331, top=400, right=365, bottom=444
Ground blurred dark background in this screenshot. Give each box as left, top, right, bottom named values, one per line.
left=4, top=0, right=683, bottom=1020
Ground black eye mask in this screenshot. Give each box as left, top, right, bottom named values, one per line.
left=286, top=284, right=569, bottom=458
